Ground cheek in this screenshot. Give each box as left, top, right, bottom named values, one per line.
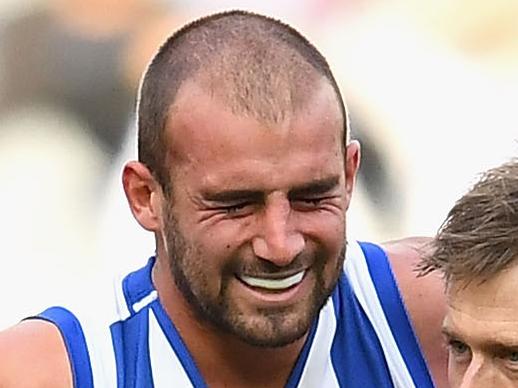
left=181, top=247, right=229, bottom=298
left=187, top=228, right=240, bottom=277
left=191, top=211, right=345, bottom=265
left=198, top=218, right=254, bottom=249
left=448, top=355, right=465, bottom=387
left=305, top=215, right=346, bottom=277
left=300, top=212, right=345, bottom=251
left=298, top=203, right=345, bottom=223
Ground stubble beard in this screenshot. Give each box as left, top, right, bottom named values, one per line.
left=163, top=205, right=346, bottom=348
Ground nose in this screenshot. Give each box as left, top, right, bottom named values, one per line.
left=252, top=197, right=305, bottom=266
left=458, top=357, right=487, bottom=388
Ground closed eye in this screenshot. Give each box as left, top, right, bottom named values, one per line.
left=291, top=196, right=332, bottom=211
left=214, top=201, right=256, bottom=216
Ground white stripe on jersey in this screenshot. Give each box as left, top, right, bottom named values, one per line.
left=133, top=290, right=158, bottom=313
left=344, top=240, right=415, bottom=388
left=82, top=321, right=118, bottom=388
left=65, top=278, right=122, bottom=387
left=113, top=271, right=132, bottom=321
left=297, top=300, right=340, bottom=388
left=149, top=308, right=194, bottom=388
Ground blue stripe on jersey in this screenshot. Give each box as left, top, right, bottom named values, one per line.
left=122, top=257, right=156, bottom=315
left=284, top=315, right=319, bottom=388
left=359, top=242, right=434, bottom=387
left=36, top=307, right=94, bottom=388
left=119, top=257, right=205, bottom=387
left=110, top=321, right=126, bottom=387
left=151, top=301, right=207, bottom=388
left=330, top=273, right=394, bottom=388
left=110, top=309, right=154, bottom=388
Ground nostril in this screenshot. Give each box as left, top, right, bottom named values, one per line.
left=290, top=234, right=305, bottom=253
left=251, top=234, right=305, bottom=266
left=252, top=237, right=269, bottom=259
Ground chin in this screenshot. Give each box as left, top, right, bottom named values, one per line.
left=234, top=316, right=311, bottom=348
left=223, top=301, right=322, bottom=348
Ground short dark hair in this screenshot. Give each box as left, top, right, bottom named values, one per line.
left=418, top=159, right=518, bottom=284
left=137, top=10, right=347, bottom=191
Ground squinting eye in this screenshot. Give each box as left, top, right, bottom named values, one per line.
left=502, top=351, right=518, bottom=372
left=222, top=204, right=245, bottom=214
left=303, top=199, right=323, bottom=206
left=223, top=203, right=248, bottom=214
left=508, top=352, right=518, bottom=363
left=293, top=198, right=325, bottom=209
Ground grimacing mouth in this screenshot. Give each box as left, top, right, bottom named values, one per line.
left=236, top=270, right=307, bottom=290
left=237, top=267, right=310, bottom=280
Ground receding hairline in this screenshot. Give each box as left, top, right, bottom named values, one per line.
left=137, top=10, right=350, bottom=189
left=169, top=68, right=343, bottom=118
left=154, top=25, right=346, bottom=133
left=163, top=73, right=346, bottom=151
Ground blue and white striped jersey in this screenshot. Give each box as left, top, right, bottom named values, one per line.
left=32, top=241, right=434, bottom=388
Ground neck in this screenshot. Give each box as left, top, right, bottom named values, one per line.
left=152, top=255, right=308, bottom=387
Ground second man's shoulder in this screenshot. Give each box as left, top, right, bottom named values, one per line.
left=380, top=236, right=448, bottom=388
left=380, top=237, right=445, bottom=315
left=0, top=320, right=72, bottom=388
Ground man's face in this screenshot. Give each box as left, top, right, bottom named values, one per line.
left=444, top=263, right=518, bottom=387
left=158, top=79, right=357, bottom=348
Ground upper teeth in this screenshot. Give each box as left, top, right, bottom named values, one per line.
left=239, top=271, right=305, bottom=290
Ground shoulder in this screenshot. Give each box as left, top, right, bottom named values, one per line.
left=380, top=237, right=448, bottom=388
left=0, top=320, right=72, bottom=388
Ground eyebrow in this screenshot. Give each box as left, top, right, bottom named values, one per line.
left=289, top=176, right=341, bottom=198
left=202, top=176, right=341, bottom=203
left=487, top=343, right=518, bottom=355
left=442, top=326, right=518, bottom=352
left=202, top=190, right=264, bottom=203
left=441, top=325, right=460, bottom=340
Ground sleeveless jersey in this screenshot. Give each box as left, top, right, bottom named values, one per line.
left=31, top=241, right=434, bottom=387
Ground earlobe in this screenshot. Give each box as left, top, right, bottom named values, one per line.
left=122, top=161, right=162, bottom=231
left=344, top=140, right=361, bottom=207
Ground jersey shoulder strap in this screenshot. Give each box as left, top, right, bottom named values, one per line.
left=344, top=240, right=434, bottom=388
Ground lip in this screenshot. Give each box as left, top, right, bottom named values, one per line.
left=234, top=270, right=311, bottom=305
left=238, top=270, right=304, bottom=290
left=238, top=268, right=308, bottom=281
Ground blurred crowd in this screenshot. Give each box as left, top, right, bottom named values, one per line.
left=1, top=0, right=517, bottom=329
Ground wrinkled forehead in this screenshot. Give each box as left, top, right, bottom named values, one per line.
left=446, top=266, right=518, bottom=318
left=195, top=69, right=341, bottom=127
left=444, top=275, right=518, bottom=352
left=167, top=76, right=344, bottom=154
left=197, top=55, right=322, bottom=114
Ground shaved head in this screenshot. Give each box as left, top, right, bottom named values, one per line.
left=137, top=10, right=348, bottom=190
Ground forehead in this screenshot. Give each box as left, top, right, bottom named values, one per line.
left=445, top=265, right=518, bottom=344
left=165, top=79, right=344, bottom=182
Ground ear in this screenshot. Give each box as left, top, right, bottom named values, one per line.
left=122, top=161, right=163, bottom=232
left=344, top=140, right=361, bottom=210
